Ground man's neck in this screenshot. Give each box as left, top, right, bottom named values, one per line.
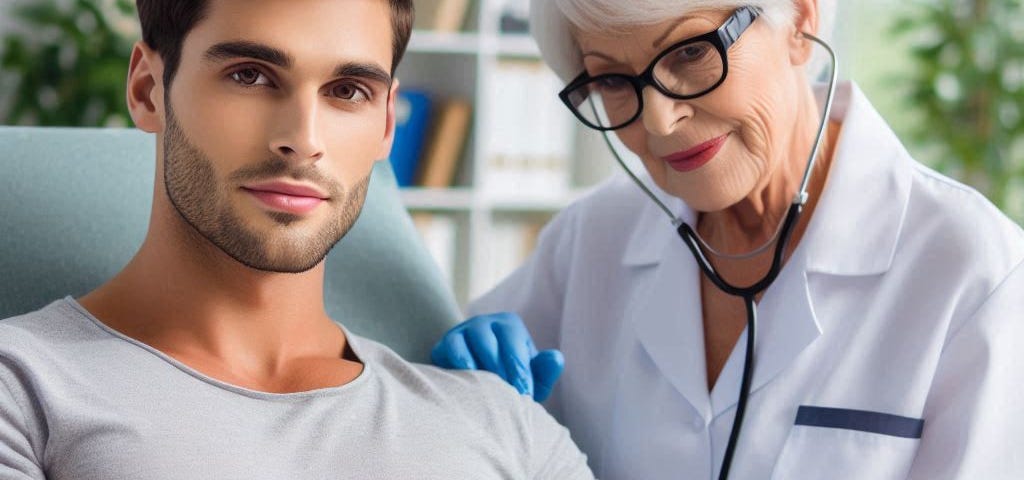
left=78, top=202, right=356, bottom=392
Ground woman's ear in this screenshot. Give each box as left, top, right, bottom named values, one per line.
left=788, top=0, right=820, bottom=67
left=126, top=41, right=166, bottom=133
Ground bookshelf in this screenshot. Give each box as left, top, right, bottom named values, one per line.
left=395, top=0, right=617, bottom=307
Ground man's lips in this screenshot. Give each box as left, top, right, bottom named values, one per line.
left=241, top=181, right=328, bottom=215
left=661, top=134, right=730, bottom=173
left=242, top=182, right=328, bottom=199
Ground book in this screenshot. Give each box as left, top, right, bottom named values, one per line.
left=481, top=216, right=549, bottom=293
left=482, top=60, right=573, bottom=199
left=389, top=90, right=433, bottom=187
left=499, top=0, right=530, bottom=33
left=410, top=213, right=458, bottom=283
left=417, top=98, right=472, bottom=188
left=413, top=0, right=471, bottom=33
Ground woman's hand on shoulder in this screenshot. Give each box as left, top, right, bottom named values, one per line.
left=431, top=312, right=564, bottom=402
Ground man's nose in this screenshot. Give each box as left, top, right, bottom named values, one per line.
left=268, top=94, right=326, bottom=162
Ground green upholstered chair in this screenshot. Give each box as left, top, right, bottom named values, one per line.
left=0, top=127, right=461, bottom=363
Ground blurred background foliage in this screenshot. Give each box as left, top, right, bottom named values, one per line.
left=0, top=0, right=1022, bottom=222
left=1, top=0, right=136, bottom=126
left=891, top=0, right=1024, bottom=218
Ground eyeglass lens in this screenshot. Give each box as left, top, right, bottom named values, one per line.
left=568, top=39, right=725, bottom=130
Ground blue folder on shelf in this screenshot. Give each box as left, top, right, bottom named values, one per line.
left=389, top=90, right=433, bottom=187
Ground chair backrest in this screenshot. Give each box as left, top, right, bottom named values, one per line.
left=0, top=127, right=461, bottom=363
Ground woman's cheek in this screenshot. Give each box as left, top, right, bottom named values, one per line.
left=614, top=125, right=648, bottom=159
left=733, top=100, right=776, bottom=168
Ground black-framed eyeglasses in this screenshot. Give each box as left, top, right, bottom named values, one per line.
left=559, top=6, right=761, bottom=131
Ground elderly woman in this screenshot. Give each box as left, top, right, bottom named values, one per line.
left=433, top=0, right=1024, bottom=478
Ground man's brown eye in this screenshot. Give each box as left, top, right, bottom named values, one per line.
left=231, top=68, right=263, bottom=85
left=331, top=83, right=368, bottom=101
left=334, top=84, right=354, bottom=98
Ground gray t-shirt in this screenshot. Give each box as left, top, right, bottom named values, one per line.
left=0, top=298, right=593, bottom=479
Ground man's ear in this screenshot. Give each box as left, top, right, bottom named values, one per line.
left=378, top=79, right=400, bottom=159
left=788, top=0, right=820, bottom=67
left=126, top=41, right=166, bottom=133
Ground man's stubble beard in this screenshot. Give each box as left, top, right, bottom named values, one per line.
left=161, top=104, right=370, bottom=274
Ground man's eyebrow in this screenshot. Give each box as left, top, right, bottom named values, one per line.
left=204, top=41, right=293, bottom=68
left=204, top=41, right=392, bottom=86
left=334, top=62, right=393, bottom=86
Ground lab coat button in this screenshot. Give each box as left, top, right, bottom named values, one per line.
left=691, top=417, right=706, bottom=431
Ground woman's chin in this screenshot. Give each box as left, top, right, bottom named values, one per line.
left=660, top=180, right=748, bottom=214
left=689, top=198, right=744, bottom=215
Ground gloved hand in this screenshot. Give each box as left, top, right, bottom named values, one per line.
left=431, top=312, right=564, bottom=402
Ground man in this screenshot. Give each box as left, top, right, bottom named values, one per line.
left=0, top=1, right=593, bottom=478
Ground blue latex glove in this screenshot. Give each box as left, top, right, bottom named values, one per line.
left=431, top=312, right=564, bottom=402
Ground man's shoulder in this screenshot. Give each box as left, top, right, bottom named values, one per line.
left=0, top=298, right=112, bottom=376
left=349, top=333, right=594, bottom=478
left=1, top=298, right=88, bottom=349
left=350, top=333, right=546, bottom=445
left=0, top=299, right=96, bottom=400
left=351, top=333, right=524, bottom=404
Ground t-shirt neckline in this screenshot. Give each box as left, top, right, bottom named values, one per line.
left=62, top=296, right=374, bottom=402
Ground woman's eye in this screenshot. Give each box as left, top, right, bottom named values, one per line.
left=330, top=83, right=369, bottom=102
left=595, top=76, right=630, bottom=92
left=676, top=44, right=711, bottom=62
left=230, top=67, right=270, bottom=86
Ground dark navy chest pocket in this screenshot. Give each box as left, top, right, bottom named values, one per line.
left=769, top=406, right=923, bottom=480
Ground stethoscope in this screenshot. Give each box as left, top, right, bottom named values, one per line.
left=595, top=33, right=839, bottom=480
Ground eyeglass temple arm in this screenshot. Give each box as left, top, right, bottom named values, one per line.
left=720, top=6, right=760, bottom=46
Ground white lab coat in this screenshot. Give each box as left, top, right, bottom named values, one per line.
left=468, top=82, right=1024, bottom=479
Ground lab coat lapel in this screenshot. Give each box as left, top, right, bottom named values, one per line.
left=709, top=250, right=821, bottom=418
left=624, top=190, right=713, bottom=420
left=802, top=83, right=913, bottom=277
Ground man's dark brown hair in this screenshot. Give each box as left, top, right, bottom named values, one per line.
left=136, top=0, right=415, bottom=88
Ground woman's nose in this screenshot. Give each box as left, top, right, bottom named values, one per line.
left=640, top=87, right=692, bottom=136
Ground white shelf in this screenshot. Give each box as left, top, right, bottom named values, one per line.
left=495, top=34, right=541, bottom=57
left=401, top=186, right=597, bottom=211
left=484, top=189, right=590, bottom=212
left=407, top=30, right=480, bottom=55
left=400, top=189, right=591, bottom=213
left=400, top=187, right=475, bottom=211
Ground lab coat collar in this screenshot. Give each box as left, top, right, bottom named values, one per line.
left=710, top=246, right=820, bottom=419
left=621, top=176, right=696, bottom=267
left=802, top=82, right=913, bottom=276
left=630, top=222, right=714, bottom=420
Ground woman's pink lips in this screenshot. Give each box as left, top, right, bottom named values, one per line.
left=242, top=187, right=325, bottom=215
left=662, top=134, right=729, bottom=172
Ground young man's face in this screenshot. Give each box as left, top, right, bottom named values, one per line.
left=153, top=0, right=397, bottom=273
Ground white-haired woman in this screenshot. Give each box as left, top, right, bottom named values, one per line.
left=432, top=1, right=1024, bottom=478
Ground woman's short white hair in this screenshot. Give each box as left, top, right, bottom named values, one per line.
left=530, top=0, right=837, bottom=83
